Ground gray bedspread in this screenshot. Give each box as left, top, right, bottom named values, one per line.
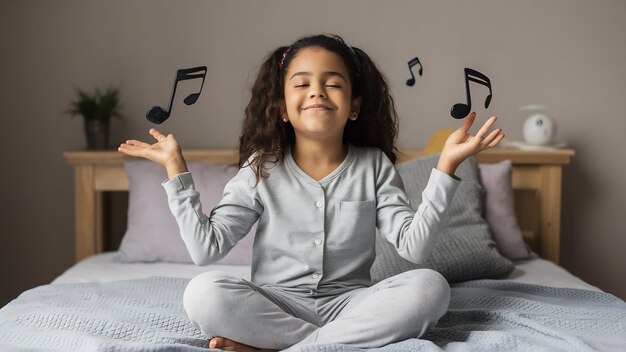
left=1, top=277, right=624, bottom=351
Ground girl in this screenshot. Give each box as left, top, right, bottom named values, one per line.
left=118, top=34, right=504, bottom=351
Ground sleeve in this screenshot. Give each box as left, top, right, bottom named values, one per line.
left=375, top=152, right=460, bottom=264
left=162, top=166, right=262, bottom=266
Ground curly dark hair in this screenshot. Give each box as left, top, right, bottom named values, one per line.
left=238, top=33, right=400, bottom=183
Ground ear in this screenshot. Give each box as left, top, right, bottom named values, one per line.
left=351, top=96, right=362, bottom=115
left=280, top=99, right=288, bottom=120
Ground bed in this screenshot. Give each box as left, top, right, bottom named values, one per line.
left=1, top=131, right=625, bottom=351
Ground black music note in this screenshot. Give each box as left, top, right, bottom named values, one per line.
left=405, top=57, right=423, bottom=87
left=146, top=66, right=208, bottom=124
left=450, top=68, right=493, bottom=119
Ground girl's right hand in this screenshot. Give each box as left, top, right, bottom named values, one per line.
left=118, top=128, right=188, bottom=177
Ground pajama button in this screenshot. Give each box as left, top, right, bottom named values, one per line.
left=314, top=239, right=322, bottom=245
left=312, top=273, right=320, bottom=279
left=315, top=201, right=323, bottom=208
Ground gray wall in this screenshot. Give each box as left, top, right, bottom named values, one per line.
left=1, top=0, right=625, bottom=305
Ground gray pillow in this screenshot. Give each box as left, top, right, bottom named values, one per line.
left=370, top=154, right=514, bottom=283
left=118, top=160, right=256, bottom=264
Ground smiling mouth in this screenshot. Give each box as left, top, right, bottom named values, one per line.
left=304, top=104, right=332, bottom=110
left=305, top=107, right=332, bottom=111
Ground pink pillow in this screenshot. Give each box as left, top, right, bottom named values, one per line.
left=118, top=160, right=256, bottom=264
left=478, top=160, right=531, bottom=259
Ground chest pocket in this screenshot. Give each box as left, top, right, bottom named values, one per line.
left=338, top=200, right=376, bottom=213
left=332, top=200, right=376, bottom=251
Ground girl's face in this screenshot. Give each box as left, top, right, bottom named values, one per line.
left=281, top=47, right=361, bottom=144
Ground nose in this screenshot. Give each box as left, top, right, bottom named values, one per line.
left=309, top=84, right=327, bottom=98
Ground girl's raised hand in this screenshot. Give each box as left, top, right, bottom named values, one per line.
left=118, top=128, right=184, bottom=168
left=437, top=112, right=505, bottom=176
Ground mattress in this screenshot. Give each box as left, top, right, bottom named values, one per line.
left=53, top=251, right=601, bottom=292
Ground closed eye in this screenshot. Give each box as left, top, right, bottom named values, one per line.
left=293, top=84, right=342, bottom=88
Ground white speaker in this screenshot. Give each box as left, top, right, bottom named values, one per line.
left=523, top=113, right=556, bottom=146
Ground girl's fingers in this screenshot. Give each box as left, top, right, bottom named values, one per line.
left=475, top=116, right=497, bottom=141
left=460, top=112, right=476, bottom=133
left=118, top=141, right=154, bottom=155
left=125, top=139, right=150, bottom=147
left=119, top=143, right=142, bottom=151
left=481, top=128, right=502, bottom=146
left=149, top=128, right=167, bottom=142
left=118, top=144, right=140, bottom=156
left=488, top=132, right=505, bottom=148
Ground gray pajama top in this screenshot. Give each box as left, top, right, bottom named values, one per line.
left=162, top=145, right=460, bottom=294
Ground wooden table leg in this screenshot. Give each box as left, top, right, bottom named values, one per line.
left=75, top=165, right=96, bottom=261
left=539, top=165, right=562, bottom=264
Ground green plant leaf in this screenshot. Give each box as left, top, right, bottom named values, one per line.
left=67, top=86, right=123, bottom=121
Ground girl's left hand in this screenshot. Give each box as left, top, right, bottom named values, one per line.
left=437, top=112, right=505, bottom=176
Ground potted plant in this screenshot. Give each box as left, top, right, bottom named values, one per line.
left=67, top=86, right=123, bottom=150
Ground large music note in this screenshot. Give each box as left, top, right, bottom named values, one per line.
left=450, top=68, right=492, bottom=119
left=405, top=56, right=423, bottom=87
left=146, top=66, right=207, bottom=124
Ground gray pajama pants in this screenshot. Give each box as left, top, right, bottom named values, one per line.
left=183, top=269, right=450, bottom=351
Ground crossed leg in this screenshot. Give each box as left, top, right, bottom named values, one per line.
left=284, top=269, right=450, bottom=351
left=183, top=271, right=318, bottom=350
left=185, top=269, right=449, bottom=351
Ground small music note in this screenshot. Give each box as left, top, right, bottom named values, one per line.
left=450, top=68, right=493, bottom=119
left=405, top=57, right=423, bottom=87
left=146, top=66, right=208, bottom=124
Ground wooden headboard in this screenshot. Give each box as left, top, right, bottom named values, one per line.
left=64, top=131, right=574, bottom=265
